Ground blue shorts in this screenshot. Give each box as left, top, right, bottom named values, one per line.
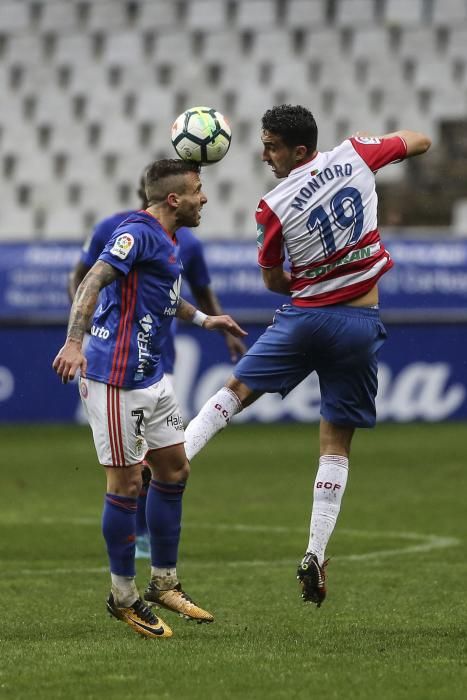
left=234, top=304, right=387, bottom=428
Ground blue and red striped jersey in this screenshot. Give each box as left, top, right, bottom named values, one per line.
left=79, top=210, right=211, bottom=374
left=85, top=210, right=182, bottom=389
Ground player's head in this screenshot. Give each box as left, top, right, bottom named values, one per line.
left=145, top=158, right=207, bottom=228
left=261, top=104, right=318, bottom=178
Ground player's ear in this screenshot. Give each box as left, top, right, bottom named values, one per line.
left=295, top=145, right=308, bottom=161
left=167, top=192, right=179, bottom=208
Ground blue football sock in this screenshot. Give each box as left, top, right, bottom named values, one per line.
left=102, top=493, right=137, bottom=576
left=147, top=479, right=186, bottom=567
left=136, top=488, right=149, bottom=537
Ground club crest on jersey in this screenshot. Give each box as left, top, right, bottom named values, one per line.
left=354, top=136, right=381, bottom=145
left=110, top=233, right=134, bottom=259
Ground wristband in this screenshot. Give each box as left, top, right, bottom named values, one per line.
left=192, top=309, right=208, bottom=327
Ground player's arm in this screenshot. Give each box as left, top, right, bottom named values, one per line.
left=191, top=285, right=248, bottom=361
left=68, top=260, right=91, bottom=301
left=354, top=130, right=431, bottom=157
left=176, top=297, right=247, bottom=338
left=53, top=261, right=120, bottom=383
left=261, top=265, right=292, bottom=295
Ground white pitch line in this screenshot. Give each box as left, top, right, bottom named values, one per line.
left=3, top=525, right=460, bottom=577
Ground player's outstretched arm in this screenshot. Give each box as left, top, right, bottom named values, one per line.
left=382, top=130, right=431, bottom=157
left=176, top=298, right=248, bottom=338
left=53, top=261, right=120, bottom=383
left=354, top=129, right=432, bottom=157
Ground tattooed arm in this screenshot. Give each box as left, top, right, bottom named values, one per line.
left=53, top=261, right=120, bottom=383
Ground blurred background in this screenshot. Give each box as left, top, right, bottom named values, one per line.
left=0, top=0, right=466, bottom=424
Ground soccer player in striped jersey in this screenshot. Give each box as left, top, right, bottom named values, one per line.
left=69, top=169, right=246, bottom=560
left=184, top=104, right=431, bottom=608
left=53, top=159, right=247, bottom=639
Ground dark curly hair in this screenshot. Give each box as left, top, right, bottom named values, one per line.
left=145, top=158, right=201, bottom=205
left=261, top=104, right=318, bottom=153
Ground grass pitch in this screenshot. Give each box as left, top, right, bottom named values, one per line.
left=1, top=422, right=466, bottom=700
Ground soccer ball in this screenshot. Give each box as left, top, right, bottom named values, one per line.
left=171, top=106, right=232, bottom=164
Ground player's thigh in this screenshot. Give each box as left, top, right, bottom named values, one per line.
left=144, top=375, right=185, bottom=451
left=233, top=307, right=312, bottom=397
left=80, top=377, right=150, bottom=466
left=317, top=312, right=387, bottom=428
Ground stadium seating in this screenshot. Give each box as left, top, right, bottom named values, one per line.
left=0, top=0, right=466, bottom=239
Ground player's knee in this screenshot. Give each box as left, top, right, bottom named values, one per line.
left=106, top=465, right=143, bottom=498
left=225, top=378, right=253, bottom=408
left=146, top=454, right=190, bottom=483
left=171, top=459, right=190, bottom=483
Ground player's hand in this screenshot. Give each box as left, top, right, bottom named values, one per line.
left=203, top=314, right=248, bottom=339
left=223, top=333, right=247, bottom=362
left=52, top=339, right=87, bottom=384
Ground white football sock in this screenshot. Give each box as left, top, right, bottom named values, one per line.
left=150, top=566, right=178, bottom=590
left=306, top=455, right=349, bottom=565
left=110, top=574, right=139, bottom=607
left=184, top=387, right=243, bottom=461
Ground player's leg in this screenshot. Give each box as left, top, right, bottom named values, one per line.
left=133, top=371, right=176, bottom=556
left=135, top=461, right=151, bottom=559
left=141, top=376, right=213, bottom=622
left=297, top=306, right=387, bottom=606
left=297, top=420, right=353, bottom=607
left=184, top=306, right=307, bottom=461
left=79, top=377, right=172, bottom=638
left=307, top=419, right=353, bottom=563
left=135, top=372, right=175, bottom=559
left=103, top=462, right=173, bottom=638
left=184, top=378, right=260, bottom=461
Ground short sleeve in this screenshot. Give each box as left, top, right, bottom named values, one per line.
left=80, top=212, right=132, bottom=267
left=349, top=135, right=407, bottom=172
left=98, top=225, right=149, bottom=275
left=256, top=199, right=285, bottom=269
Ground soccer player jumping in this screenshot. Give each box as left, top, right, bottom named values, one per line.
left=184, top=104, right=431, bottom=607
left=53, top=159, right=247, bottom=639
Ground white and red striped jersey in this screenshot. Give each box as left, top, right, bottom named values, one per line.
left=256, top=136, right=407, bottom=306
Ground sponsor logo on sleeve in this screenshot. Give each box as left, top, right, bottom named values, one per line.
left=256, top=223, right=265, bottom=249
left=110, top=233, right=134, bottom=259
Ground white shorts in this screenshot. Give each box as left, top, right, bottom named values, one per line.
left=79, top=375, right=185, bottom=467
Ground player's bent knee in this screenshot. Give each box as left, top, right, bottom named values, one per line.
left=145, top=445, right=190, bottom=483
left=225, top=377, right=256, bottom=407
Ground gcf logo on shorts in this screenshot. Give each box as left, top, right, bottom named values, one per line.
left=110, top=233, right=134, bottom=260
left=80, top=380, right=88, bottom=399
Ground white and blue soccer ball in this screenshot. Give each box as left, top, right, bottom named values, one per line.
left=171, top=106, right=232, bottom=164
